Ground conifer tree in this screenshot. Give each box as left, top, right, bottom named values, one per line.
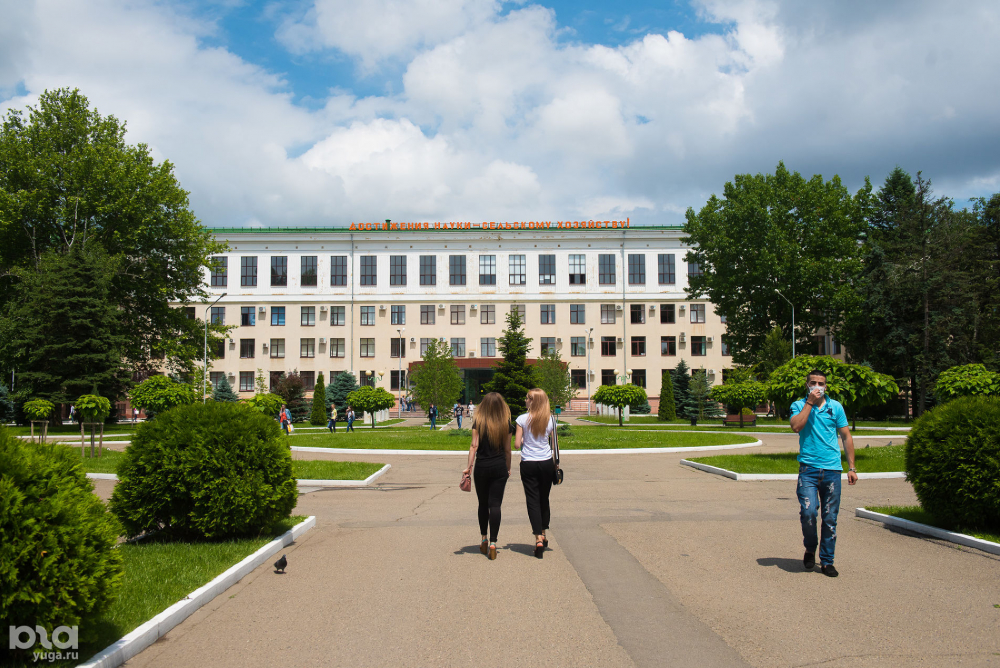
left=212, top=375, right=239, bottom=402
left=0, top=383, right=14, bottom=423
left=310, top=372, right=328, bottom=425
left=482, top=308, right=536, bottom=418
left=277, top=371, right=308, bottom=422
left=672, top=359, right=693, bottom=419
left=326, top=372, right=359, bottom=420
left=658, top=370, right=677, bottom=420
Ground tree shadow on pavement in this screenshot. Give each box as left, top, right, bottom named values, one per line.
left=757, top=557, right=812, bottom=573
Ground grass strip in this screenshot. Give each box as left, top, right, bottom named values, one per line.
left=866, top=505, right=1000, bottom=545
left=688, top=444, right=905, bottom=474
left=582, top=415, right=912, bottom=429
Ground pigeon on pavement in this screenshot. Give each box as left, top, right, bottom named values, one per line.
left=274, top=554, right=287, bottom=573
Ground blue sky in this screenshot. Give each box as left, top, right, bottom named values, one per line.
left=2, top=0, right=999, bottom=227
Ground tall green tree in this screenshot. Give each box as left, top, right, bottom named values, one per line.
left=345, top=386, right=397, bottom=428
left=276, top=372, right=308, bottom=423
left=212, top=375, right=239, bottom=403
left=683, top=161, right=871, bottom=365
left=592, top=384, right=647, bottom=427
left=326, top=372, right=359, bottom=420
left=310, top=372, right=328, bottom=425
left=483, top=308, right=536, bottom=418
left=688, top=370, right=723, bottom=421
left=755, top=327, right=792, bottom=382
left=672, top=359, right=694, bottom=419
left=657, top=370, right=677, bottom=420
left=0, top=88, right=225, bottom=377
left=411, top=338, right=462, bottom=416
left=535, top=349, right=575, bottom=411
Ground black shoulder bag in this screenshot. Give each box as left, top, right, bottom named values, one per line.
left=549, top=416, right=564, bottom=485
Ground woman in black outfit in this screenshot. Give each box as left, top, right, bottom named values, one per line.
left=462, top=392, right=512, bottom=560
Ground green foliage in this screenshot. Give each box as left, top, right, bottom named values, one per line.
left=130, top=375, right=196, bottom=418
left=535, top=348, right=575, bottom=411
left=683, top=161, right=871, bottom=364
left=0, top=429, right=122, bottom=643
left=326, top=372, right=359, bottom=419
left=76, top=394, right=112, bottom=422
left=755, top=327, right=792, bottom=381
left=904, top=396, right=1000, bottom=532
left=310, top=372, right=328, bottom=425
left=346, top=386, right=397, bottom=428
left=482, top=308, right=536, bottom=418
left=22, top=398, right=54, bottom=421
left=658, top=371, right=677, bottom=420
left=672, top=360, right=694, bottom=419
left=212, top=375, right=239, bottom=403
left=689, top=371, right=723, bottom=420
left=593, top=384, right=647, bottom=426
left=933, top=364, right=1000, bottom=401
left=411, top=338, right=462, bottom=416
left=109, top=402, right=297, bottom=539
left=244, top=392, right=283, bottom=417
left=711, top=378, right=766, bottom=424
left=276, top=372, right=308, bottom=423
left=0, top=383, right=13, bottom=423
left=631, top=398, right=652, bottom=414
left=836, top=364, right=900, bottom=428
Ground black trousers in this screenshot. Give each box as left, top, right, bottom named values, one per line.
left=520, top=459, right=555, bottom=536
left=474, top=462, right=509, bottom=542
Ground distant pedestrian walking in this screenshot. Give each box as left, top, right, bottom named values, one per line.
left=790, top=369, right=857, bottom=577
left=132, top=407, right=139, bottom=423
left=279, top=404, right=291, bottom=435
left=328, top=403, right=337, bottom=433
left=455, top=404, right=464, bottom=429
left=463, top=392, right=512, bottom=560
left=516, top=388, right=558, bottom=559
left=346, top=406, right=356, bottom=432
left=428, top=403, right=438, bottom=430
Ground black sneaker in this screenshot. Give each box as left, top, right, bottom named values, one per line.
left=803, top=552, right=815, bottom=569
left=821, top=564, right=839, bottom=577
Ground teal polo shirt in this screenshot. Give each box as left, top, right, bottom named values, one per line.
left=790, top=396, right=849, bottom=471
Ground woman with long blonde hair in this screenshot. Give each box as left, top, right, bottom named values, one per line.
left=515, top=388, right=557, bottom=558
left=462, top=392, right=513, bottom=560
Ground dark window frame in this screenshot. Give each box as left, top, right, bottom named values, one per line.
left=330, top=256, right=347, bottom=286
left=390, top=255, right=407, bottom=286
left=628, top=254, right=646, bottom=285
left=240, top=256, right=257, bottom=287
left=658, top=254, right=675, bottom=285
left=539, top=254, right=556, bottom=285
left=301, top=256, right=318, bottom=287
left=449, top=255, right=466, bottom=285
left=270, top=256, right=288, bottom=287
left=419, top=255, right=436, bottom=286
left=360, top=256, right=377, bottom=286
left=210, top=256, right=228, bottom=287
left=598, top=254, right=616, bottom=285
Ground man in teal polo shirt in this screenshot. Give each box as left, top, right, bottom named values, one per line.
left=789, top=369, right=857, bottom=577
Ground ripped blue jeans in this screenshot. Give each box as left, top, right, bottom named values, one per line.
left=797, top=464, right=842, bottom=566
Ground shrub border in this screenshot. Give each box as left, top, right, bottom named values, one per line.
left=77, top=516, right=316, bottom=668
left=679, top=459, right=905, bottom=481
left=86, top=465, right=391, bottom=488
left=855, top=508, right=1000, bottom=556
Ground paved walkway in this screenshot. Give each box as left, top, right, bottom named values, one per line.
left=89, top=431, right=1000, bottom=668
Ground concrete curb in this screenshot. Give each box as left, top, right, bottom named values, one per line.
left=77, top=516, right=316, bottom=668
left=290, top=441, right=762, bottom=456
left=85, top=469, right=390, bottom=487
left=679, top=459, right=906, bottom=481
left=855, top=508, right=1000, bottom=556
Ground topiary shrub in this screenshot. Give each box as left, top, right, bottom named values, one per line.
left=905, top=396, right=1000, bottom=532
left=110, top=402, right=297, bottom=539
left=0, top=428, right=122, bottom=644
left=130, top=375, right=196, bottom=419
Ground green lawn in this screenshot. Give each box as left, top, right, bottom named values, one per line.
left=581, top=415, right=912, bottom=430
left=688, top=444, right=906, bottom=474
left=289, top=425, right=758, bottom=450
left=8, top=423, right=139, bottom=436
left=75, top=515, right=307, bottom=665
left=576, top=418, right=899, bottom=435
left=291, top=418, right=405, bottom=430
left=866, top=505, right=1000, bottom=545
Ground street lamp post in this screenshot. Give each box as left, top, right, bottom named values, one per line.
left=203, top=292, right=226, bottom=403
left=774, top=289, right=795, bottom=358
left=613, top=368, right=632, bottom=385
left=396, top=327, right=404, bottom=418
left=585, top=327, right=593, bottom=416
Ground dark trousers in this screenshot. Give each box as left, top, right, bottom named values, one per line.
left=520, top=459, right=555, bottom=536
left=474, top=463, right=509, bottom=542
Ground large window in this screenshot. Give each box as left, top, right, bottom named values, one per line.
left=690, top=304, right=706, bottom=323
left=391, top=305, right=405, bottom=325
left=661, top=336, right=676, bottom=356
left=391, top=370, right=407, bottom=391
left=390, top=337, right=406, bottom=358
left=479, top=255, right=496, bottom=285
left=301, top=306, right=315, bottom=326
left=569, top=254, right=586, bottom=284
left=632, top=369, right=646, bottom=388
left=210, top=306, right=225, bottom=325
left=269, top=338, right=284, bottom=358
left=509, top=255, right=526, bottom=285
left=301, top=371, right=315, bottom=391
left=570, top=336, right=586, bottom=356
left=390, top=255, right=406, bottom=285
left=214, top=340, right=225, bottom=359
left=420, top=305, right=435, bottom=325
left=480, top=305, right=495, bottom=324
left=241, top=256, right=257, bottom=287
left=449, top=255, right=466, bottom=285
left=240, top=338, right=255, bottom=358
left=630, top=304, right=645, bottom=324
left=570, top=304, right=585, bottom=324
left=598, top=254, right=616, bottom=285
left=300, top=338, right=315, bottom=358
left=540, top=304, right=555, bottom=324
left=420, top=255, right=436, bottom=285
left=271, top=256, right=287, bottom=287
left=360, top=338, right=375, bottom=357
left=658, top=254, right=675, bottom=285
left=631, top=336, right=646, bottom=356
left=209, top=372, right=224, bottom=391
left=571, top=369, right=587, bottom=388
left=539, top=255, right=555, bottom=284
left=628, top=254, right=646, bottom=285
left=660, top=304, right=675, bottom=324
left=239, top=371, right=254, bottom=392
left=721, top=335, right=731, bottom=356
left=330, top=306, right=345, bottom=326
left=688, top=260, right=703, bottom=279
left=451, top=305, right=465, bottom=325
left=301, top=256, right=317, bottom=287
left=330, top=338, right=345, bottom=358
left=210, top=257, right=227, bottom=287
left=271, top=306, right=285, bottom=326
left=541, top=337, right=556, bottom=355
left=360, top=306, right=376, bottom=325
left=360, top=256, right=377, bottom=285
left=510, top=304, right=526, bottom=321
left=691, top=336, right=707, bottom=356
left=330, top=256, right=347, bottom=286
left=451, top=338, right=466, bottom=357
left=601, top=336, right=616, bottom=356
left=481, top=337, right=496, bottom=357
left=420, top=338, right=432, bottom=357
left=600, top=304, right=616, bottom=324
left=601, top=369, right=616, bottom=386
left=241, top=307, right=255, bottom=326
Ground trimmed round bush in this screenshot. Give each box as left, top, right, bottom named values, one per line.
left=0, top=428, right=122, bottom=640
left=905, top=396, right=1000, bottom=532
left=110, top=402, right=297, bottom=540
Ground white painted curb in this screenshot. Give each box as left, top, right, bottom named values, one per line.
left=855, top=508, right=1000, bottom=556
left=291, top=441, right=762, bottom=456
left=85, top=468, right=390, bottom=487
left=679, top=459, right=906, bottom=481
left=77, top=516, right=316, bottom=668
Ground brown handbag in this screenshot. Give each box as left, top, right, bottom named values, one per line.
left=460, top=471, right=472, bottom=492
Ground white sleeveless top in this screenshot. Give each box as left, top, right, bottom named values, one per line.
left=516, top=413, right=554, bottom=461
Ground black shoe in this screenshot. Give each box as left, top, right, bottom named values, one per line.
left=803, top=552, right=815, bottom=569
left=821, top=564, right=839, bottom=577
left=535, top=541, right=544, bottom=559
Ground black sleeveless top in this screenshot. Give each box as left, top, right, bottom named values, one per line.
left=475, top=423, right=514, bottom=467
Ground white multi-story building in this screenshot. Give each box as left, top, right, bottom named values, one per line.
left=195, top=222, right=732, bottom=409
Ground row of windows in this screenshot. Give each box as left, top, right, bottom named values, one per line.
left=211, top=254, right=702, bottom=288
left=213, top=302, right=718, bottom=327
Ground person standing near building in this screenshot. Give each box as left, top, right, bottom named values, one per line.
left=328, top=402, right=337, bottom=433
left=279, top=404, right=291, bottom=435
left=346, top=406, right=355, bottom=432
left=455, top=403, right=464, bottom=429
left=428, top=403, right=438, bottom=430
left=516, top=388, right=558, bottom=559
left=462, top=392, right=512, bottom=560
left=790, top=369, right=857, bottom=577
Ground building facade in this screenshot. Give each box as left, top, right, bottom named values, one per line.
left=195, top=224, right=732, bottom=407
